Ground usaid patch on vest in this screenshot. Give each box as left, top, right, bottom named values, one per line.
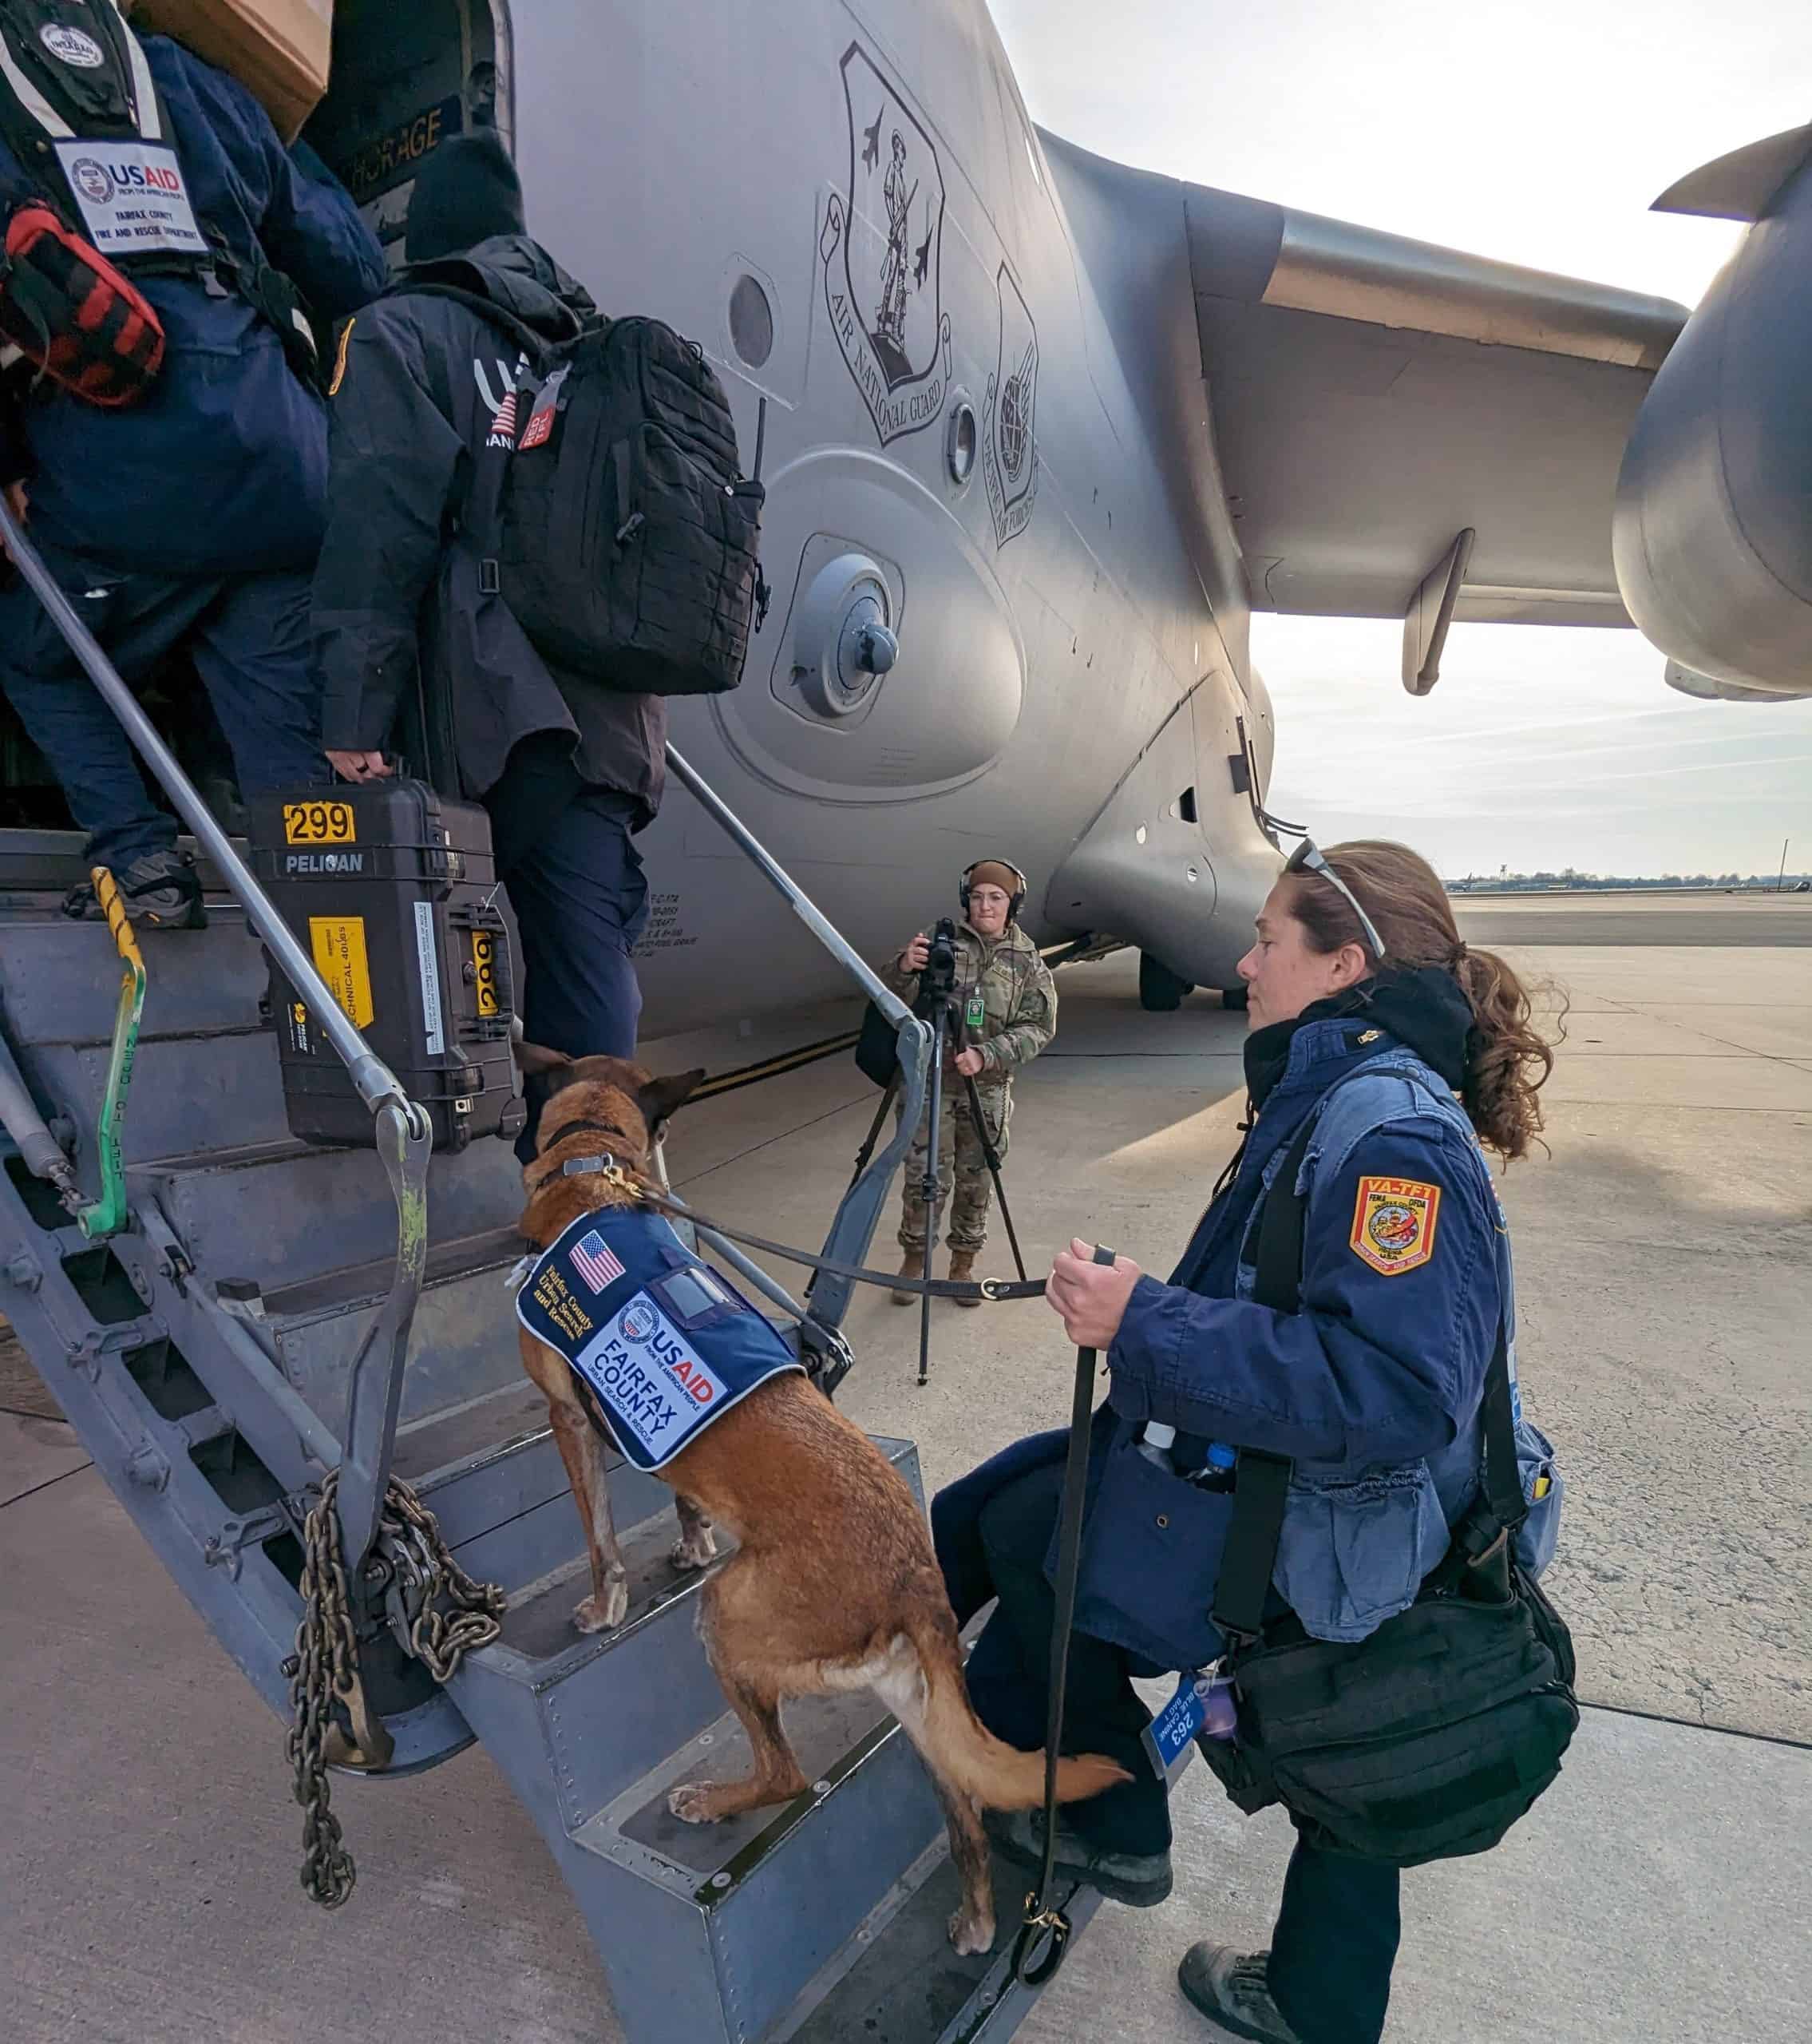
left=1350, top=1176, right=1442, bottom=1276
left=54, top=140, right=205, bottom=259
left=514, top=1207, right=802, bottom=1470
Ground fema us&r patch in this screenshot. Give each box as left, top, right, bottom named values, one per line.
left=1349, top=1176, right=1442, bottom=1276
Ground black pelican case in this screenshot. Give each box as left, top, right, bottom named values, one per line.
left=248, top=780, right=524, bottom=1150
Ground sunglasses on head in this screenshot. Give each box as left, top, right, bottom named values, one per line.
left=1284, top=838, right=1388, bottom=963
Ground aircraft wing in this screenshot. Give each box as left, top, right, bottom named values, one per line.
left=1181, top=183, right=1688, bottom=652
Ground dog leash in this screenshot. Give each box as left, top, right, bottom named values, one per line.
left=1010, top=1242, right=1117, bottom=1989
left=537, top=1152, right=1048, bottom=1303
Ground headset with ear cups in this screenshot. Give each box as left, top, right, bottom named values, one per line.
left=959, top=858, right=1027, bottom=923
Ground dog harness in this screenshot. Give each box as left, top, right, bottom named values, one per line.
left=514, top=1206, right=803, bottom=1471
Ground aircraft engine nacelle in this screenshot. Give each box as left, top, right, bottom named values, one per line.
left=1612, top=151, right=1812, bottom=701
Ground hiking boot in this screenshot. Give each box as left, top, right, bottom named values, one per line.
left=892, top=1251, right=926, bottom=1305
left=1177, top=1946, right=1305, bottom=2043
left=62, top=848, right=206, bottom=930
left=983, top=1806, right=1173, bottom=1908
left=949, top=1248, right=982, bottom=1306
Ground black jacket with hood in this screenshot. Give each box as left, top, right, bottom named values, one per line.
left=311, top=233, right=664, bottom=823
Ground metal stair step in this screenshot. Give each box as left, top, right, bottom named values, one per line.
left=31, top=1034, right=291, bottom=1165
left=567, top=1685, right=951, bottom=2044
left=777, top=1857, right=1102, bottom=2044
left=259, top=1224, right=529, bottom=1440
left=136, top=1133, right=524, bottom=1293
left=0, top=902, right=267, bottom=1046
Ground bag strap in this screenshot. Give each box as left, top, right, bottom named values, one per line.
left=1210, top=1100, right=1525, bottom=1646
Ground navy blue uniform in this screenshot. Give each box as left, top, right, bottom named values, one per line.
left=935, top=969, right=1527, bottom=2044
left=0, top=37, right=385, bottom=866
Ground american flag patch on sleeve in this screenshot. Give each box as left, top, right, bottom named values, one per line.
left=571, top=1231, right=627, bottom=1293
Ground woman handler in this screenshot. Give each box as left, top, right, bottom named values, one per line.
left=932, top=840, right=1558, bottom=2044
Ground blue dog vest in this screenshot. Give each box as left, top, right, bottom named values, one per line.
left=514, top=1207, right=804, bottom=1470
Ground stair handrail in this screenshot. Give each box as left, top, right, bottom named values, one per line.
left=664, top=744, right=930, bottom=1337
left=0, top=498, right=430, bottom=1574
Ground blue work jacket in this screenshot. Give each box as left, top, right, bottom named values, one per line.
left=0, top=36, right=385, bottom=575
left=936, top=994, right=1529, bottom=1674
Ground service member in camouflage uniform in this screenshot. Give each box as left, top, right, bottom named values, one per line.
left=880, top=860, right=1058, bottom=1301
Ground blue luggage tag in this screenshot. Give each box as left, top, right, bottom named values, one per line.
left=1141, top=1670, right=1235, bottom=1777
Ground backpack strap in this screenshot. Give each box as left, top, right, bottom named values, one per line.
left=392, top=279, right=554, bottom=375
left=1209, top=1094, right=1523, bottom=1648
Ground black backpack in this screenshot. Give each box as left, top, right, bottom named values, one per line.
left=423, top=284, right=766, bottom=698
left=1195, top=1111, right=1580, bottom=1867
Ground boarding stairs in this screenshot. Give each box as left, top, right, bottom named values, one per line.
left=0, top=826, right=1110, bottom=2043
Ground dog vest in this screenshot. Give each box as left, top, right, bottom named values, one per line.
left=514, top=1207, right=803, bottom=1472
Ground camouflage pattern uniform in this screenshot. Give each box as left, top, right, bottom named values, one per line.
left=881, top=920, right=1058, bottom=1253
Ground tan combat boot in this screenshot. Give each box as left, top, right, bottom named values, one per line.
left=892, top=1251, right=926, bottom=1305
left=949, top=1249, right=982, bottom=1306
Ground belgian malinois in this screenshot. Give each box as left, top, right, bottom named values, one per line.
left=513, top=1048, right=1124, bottom=1953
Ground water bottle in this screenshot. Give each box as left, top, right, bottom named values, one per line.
left=1193, top=1440, right=1238, bottom=1492
left=1136, top=1421, right=1178, bottom=1469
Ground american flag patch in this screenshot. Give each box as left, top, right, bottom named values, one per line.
left=571, top=1231, right=626, bottom=1293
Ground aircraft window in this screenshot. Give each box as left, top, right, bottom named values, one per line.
left=730, top=273, right=774, bottom=369
left=947, top=398, right=977, bottom=485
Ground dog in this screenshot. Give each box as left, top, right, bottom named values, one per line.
left=513, top=1048, right=1126, bottom=1954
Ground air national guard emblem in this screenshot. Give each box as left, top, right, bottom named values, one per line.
left=1350, top=1176, right=1442, bottom=1276
left=822, top=43, right=951, bottom=445
left=982, top=261, right=1039, bottom=545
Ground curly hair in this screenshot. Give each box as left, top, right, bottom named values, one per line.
left=1283, top=839, right=1560, bottom=1161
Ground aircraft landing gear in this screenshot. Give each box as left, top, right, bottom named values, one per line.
left=1138, top=952, right=1193, bottom=1011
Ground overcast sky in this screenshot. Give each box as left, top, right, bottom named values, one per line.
left=990, top=0, right=1812, bottom=876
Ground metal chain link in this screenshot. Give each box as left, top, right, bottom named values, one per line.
left=286, top=1468, right=506, bottom=1908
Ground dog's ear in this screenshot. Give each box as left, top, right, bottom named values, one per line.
left=636, top=1068, right=707, bottom=1143
left=516, top=1040, right=575, bottom=1083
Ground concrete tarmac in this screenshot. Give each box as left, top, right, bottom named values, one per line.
left=2, top=897, right=1807, bottom=2042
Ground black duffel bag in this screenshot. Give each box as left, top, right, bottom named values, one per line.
left=1195, top=1114, right=1580, bottom=1868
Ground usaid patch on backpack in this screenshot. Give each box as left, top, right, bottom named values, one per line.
left=514, top=1207, right=802, bottom=1469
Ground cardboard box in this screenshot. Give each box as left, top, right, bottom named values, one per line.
left=130, top=0, right=332, bottom=143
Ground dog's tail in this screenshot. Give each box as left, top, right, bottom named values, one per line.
left=873, top=1608, right=1129, bottom=1812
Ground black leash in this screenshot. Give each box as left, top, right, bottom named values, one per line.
left=539, top=1152, right=1046, bottom=1303
left=1010, top=1242, right=1117, bottom=1988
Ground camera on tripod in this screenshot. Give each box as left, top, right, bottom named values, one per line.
left=918, top=917, right=959, bottom=1014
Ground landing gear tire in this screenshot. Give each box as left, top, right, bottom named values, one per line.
left=1138, top=953, right=1194, bottom=1012
left=1220, top=984, right=1248, bottom=1012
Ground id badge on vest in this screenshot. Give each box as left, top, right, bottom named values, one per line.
left=55, top=140, right=206, bottom=258
left=964, top=993, right=986, bottom=1034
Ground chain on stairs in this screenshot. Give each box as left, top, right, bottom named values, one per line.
left=286, top=1468, right=507, bottom=1907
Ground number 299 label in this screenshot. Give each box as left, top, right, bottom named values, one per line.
left=283, top=800, right=357, bottom=846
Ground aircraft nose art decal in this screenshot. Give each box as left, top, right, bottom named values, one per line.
left=821, top=42, right=951, bottom=445
left=983, top=262, right=1039, bottom=545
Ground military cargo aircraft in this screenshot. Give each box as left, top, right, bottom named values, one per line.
left=3, top=1, right=1806, bottom=1012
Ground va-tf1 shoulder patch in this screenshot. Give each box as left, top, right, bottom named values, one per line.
left=1350, top=1176, right=1442, bottom=1276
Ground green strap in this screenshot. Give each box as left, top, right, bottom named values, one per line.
left=77, top=866, right=144, bottom=1241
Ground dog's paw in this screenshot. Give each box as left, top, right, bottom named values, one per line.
left=667, top=1779, right=729, bottom=1825
left=572, top=1576, right=630, bottom=1634
left=948, top=1907, right=995, bottom=1957
left=671, top=1525, right=718, bottom=1573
